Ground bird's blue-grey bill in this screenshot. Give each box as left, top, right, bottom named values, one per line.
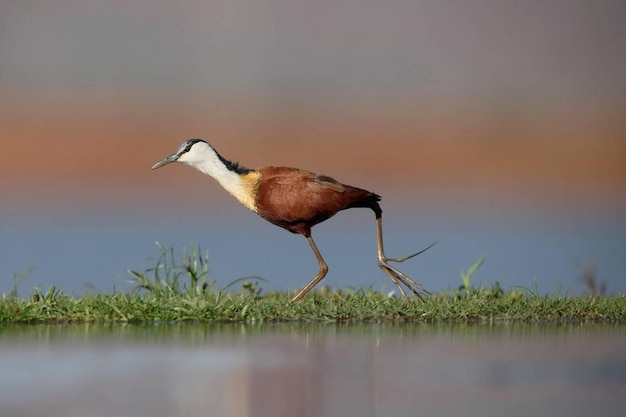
left=151, top=155, right=177, bottom=170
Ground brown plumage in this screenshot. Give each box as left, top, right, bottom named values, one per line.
left=152, top=139, right=433, bottom=301
left=255, top=167, right=380, bottom=237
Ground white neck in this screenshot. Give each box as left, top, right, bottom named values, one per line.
left=183, top=147, right=258, bottom=212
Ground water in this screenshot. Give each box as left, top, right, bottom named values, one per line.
left=1, top=323, right=624, bottom=417
left=2, top=199, right=625, bottom=297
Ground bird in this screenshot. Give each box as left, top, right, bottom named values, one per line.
left=151, top=139, right=434, bottom=301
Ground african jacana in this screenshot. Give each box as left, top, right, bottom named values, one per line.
left=152, top=139, right=433, bottom=301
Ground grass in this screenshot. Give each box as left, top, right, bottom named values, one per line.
left=1, top=245, right=625, bottom=324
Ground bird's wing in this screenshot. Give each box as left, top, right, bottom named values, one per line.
left=265, top=168, right=345, bottom=194
left=256, top=167, right=348, bottom=223
left=255, top=166, right=378, bottom=236
left=311, top=174, right=346, bottom=193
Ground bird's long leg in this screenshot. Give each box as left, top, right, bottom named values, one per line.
left=376, top=216, right=433, bottom=300
left=291, top=235, right=329, bottom=302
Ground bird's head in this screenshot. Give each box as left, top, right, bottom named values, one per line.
left=151, top=139, right=215, bottom=170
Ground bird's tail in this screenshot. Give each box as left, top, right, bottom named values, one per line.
left=347, top=191, right=382, bottom=219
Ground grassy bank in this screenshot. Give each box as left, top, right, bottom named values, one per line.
left=2, top=245, right=624, bottom=324
left=1, top=287, right=625, bottom=324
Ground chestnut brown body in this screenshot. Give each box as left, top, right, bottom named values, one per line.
left=255, top=166, right=382, bottom=237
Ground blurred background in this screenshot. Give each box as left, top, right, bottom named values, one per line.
left=1, top=0, right=625, bottom=296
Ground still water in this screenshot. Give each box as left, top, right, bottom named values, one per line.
left=1, top=323, right=624, bottom=417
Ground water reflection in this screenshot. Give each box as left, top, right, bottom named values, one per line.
left=1, top=323, right=624, bottom=417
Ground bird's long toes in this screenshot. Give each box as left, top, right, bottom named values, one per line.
left=385, top=241, right=438, bottom=263
left=378, top=259, right=430, bottom=301
left=380, top=264, right=408, bottom=297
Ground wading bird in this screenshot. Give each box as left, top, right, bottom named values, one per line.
left=152, top=139, right=433, bottom=301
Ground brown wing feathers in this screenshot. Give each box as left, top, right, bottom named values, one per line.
left=255, top=167, right=381, bottom=237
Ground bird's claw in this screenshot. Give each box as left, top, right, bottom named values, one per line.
left=378, top=241, right=436, bottom=301
left=379, top=261, right=431, bottom=301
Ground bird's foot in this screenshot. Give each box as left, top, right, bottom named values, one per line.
left=377, top=241, right=436, bottom=301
